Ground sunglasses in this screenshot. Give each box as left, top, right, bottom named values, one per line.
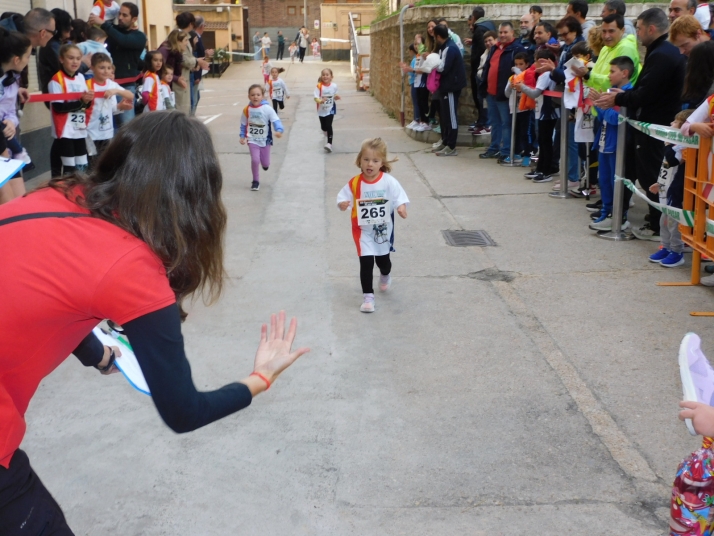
left=41, top=27, right=58, bottom=36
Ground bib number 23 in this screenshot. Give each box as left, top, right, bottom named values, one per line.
left=357, top=198, right=390, bottom=226
left=70, top=112, right=86, bottom=130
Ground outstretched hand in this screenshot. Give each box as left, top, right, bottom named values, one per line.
left=252, top=311, right=310, bottom=386
left=680, top=401, right=714, bottom=437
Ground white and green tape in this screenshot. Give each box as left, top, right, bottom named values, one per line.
left=625, top=119, right=700, bottom=148
left=619, top=176, right=695, bottom=227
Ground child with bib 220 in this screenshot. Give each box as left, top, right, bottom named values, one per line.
left=337, top=138, right=409, bottom=313
left=240, top=84, right=283, bottom=191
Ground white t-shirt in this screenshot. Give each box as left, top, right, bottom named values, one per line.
left=49, top=72, right=89, bottom=139
left=336, top=172, right=410, bottom=257
left=160, top=82, right=174, bottom=109
left=86, top=78, right=119, bottom=141
left=240, top=103, right=281, bottom=147
left=314, top=82, right=338, bottom=117
left=267, top=78, right=289, bottom=101
left=261, top=61, right=273, bottom=76
left=696, top=4, right=711, bottom=31
left=142, top=73, right=162, bottom=111
left=91, top=1, right=120, bottom=23
left=261, top=36, right=271, bottom=48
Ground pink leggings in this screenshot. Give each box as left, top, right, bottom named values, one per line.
left=248, top=143, right=271, bottom=182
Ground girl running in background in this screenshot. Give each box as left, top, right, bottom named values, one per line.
left=336, top=138, right=409, bottom=313
left=48, top=43, right=94, bottom=176
left=315, top=68, right=340, bottom=153
left=261, top=55, right=273, bottom=84
left=289, top=42, right=298, bottom=64
left=311, top=37, right=321, bottom=58
left=240, top=84, right=284, bottom=191
left=141, top=50, right=164, bottom=111
left=267, top=67, right=290, bottom=114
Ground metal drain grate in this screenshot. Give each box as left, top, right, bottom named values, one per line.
left=442, top=230, right=497, bottom=247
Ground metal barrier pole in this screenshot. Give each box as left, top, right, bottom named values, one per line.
left=501, top=90, right=520, bottom=167
left=549, top=97, right=569, bottom=199
left=597, top=106, right=635, bottom=240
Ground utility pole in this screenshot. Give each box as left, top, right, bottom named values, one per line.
left=304, top=0, right=307, bottom=28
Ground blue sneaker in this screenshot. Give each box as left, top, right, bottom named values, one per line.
left=499, top=156, right=513, bottom=164
left=661, top=251, right=685, bottom=268
left=649, top=248, right=670, bottom=263
left=521, top=156, right=531, bottom=167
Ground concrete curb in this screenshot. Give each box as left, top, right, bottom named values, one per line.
left=404, top=126, right=491, bottom=148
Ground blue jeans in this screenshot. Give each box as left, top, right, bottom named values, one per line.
left=567, top=121, right=579, bottom=183
left=114, top=83, right=135, bottom=129
left=488, top=97, right=512, bottom=155
left=599, top=151, right=616, bottom=215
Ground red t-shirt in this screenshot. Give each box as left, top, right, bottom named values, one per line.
left=0, top=187, right=176, bottom=468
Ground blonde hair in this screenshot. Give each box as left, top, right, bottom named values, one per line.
left=59, top=43, right=82, bottom=59
left=587, top=25, right=605, bottom=56
left=675, top=108, right=694, bottom=124
left=355, top=138, right=399, bottom=173
left=166, top=29, right=187, bottom=54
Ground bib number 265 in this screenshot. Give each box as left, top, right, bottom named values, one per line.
left=357, top=198, right=390, bottom=226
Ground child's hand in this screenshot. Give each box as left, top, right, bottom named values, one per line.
left=679, top=401, right=714, bottom=437
left=397, top=204, right=407, bottom=219
left=334, top=95, right=341, bottom=100
left=2, top=120, right=16, bottom=140
left=103, top=89, right=117, bottom=98
left=117, top=99, right=132, bottom=111
left=514, top=82, right=524, bottom=92
left=338, top=201, right=350, bottom=211
left=688, top=123, right=714, bottom=138
left=81, top=90, right=94, bottom=103
left=649, top=183, right=660, bottom=194
left=275, top=132, right=282, bottom=138
left=240, top=137, right=247, bottom=145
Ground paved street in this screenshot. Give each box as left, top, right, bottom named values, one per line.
left=23, top=59, right=714, bottom=534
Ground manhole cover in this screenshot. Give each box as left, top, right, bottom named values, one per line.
left=442, top=230, right=496, bottom=247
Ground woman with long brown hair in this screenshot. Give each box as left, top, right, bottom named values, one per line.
left=0, top=111, right=308, bottom=533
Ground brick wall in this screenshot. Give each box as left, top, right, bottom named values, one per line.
left=242, top=0, right=323, bottom=40
left=370, top=3, right=668, bottom=126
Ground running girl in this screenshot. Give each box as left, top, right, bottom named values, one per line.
left=336, top=138, right=409, bottom=313
left=141, top=50, right=164, bottom=111
left=240, top=84, right=284, bottom=191
left=315, top=68, right=340, bottom=153
left=261, top=55, right=273, bottom=83
left=85, top=52, right=133, bottom=164
left=48, top=43, right=94, bottom=176
left=267, top=67, right=290, bottom=114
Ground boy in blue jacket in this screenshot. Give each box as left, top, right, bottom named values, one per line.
left=589, top=56, right=635, bottom=232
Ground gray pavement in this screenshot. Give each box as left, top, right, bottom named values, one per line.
left=22, top=59, right=712, bottom=534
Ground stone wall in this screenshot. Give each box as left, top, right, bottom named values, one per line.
left=370, top=3, right=668, bottom=125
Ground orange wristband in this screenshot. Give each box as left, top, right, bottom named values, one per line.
left=250, top=372, right=271, bottom=390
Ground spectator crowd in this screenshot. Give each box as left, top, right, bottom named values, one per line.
left=401, top=0, right=714, bottom=280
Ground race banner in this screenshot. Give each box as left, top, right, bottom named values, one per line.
left=619, top=176, right=696, bottom=227
left=626, top=119, right=700, bottom=148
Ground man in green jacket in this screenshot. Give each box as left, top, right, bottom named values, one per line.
left=581, top=14, right=641, bottom=91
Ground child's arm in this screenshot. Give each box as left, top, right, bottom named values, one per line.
left=314, top=86, right=323, bottom=104
left=239, top=112, right=248, bottom=144
left=682, top=99, right=714, bottom=137
left=336, top=184, right=353, bottom=211
left=283, top=81, right=290, bottom=99
left=397, top=204, right=407, bottom=218
left=48, top=79, right=92, bottom=113
left=268, top=108, right=284, bottom=138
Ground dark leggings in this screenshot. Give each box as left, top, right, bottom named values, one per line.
left=0, top=450, right=74, bottom=535
left=416, top=87, right=430, bottom=123
left=359, top=254, right=391, bottom=294
left=428, top=96, right=440, bottom=123
left=319, top=115, right=334, bottom=144
left=272, top=99, right=284, bottom=114
left=536, top=118, right=558, bottom=175
left=299, top=47, right=306, bottom=62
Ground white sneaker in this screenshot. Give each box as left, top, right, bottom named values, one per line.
left=406, top=121, right=417, bottom=129
left=324, top=142, right=333, bottom=153
left=679, top=333, right=714, bottom=435
left=412, top=123, right=424, bottom=131
left=589, top=217, right=631, bottom=232
left=431, top=140, right=444, bottom=149
left=14, top=149, right=31, bottom=164
left=420, top=123, right=432, bottom=131
left=379, top=274, right=391, bottom=291
left=360, top=294, right=375, bottom=313
left=701, top=274, right=714, bottom=287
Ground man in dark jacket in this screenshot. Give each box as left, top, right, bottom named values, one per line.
left=466, top=7, right=495, bottom=132
left=431, top=24, right=467, bottom=156
left=595, top=7, right=686, bottom=239
left=90, top=2, right=147, bottom=127
left=479, top=22, right=526, bottom=161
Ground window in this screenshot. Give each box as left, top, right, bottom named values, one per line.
left=300, top=6, right=308, bottom=15
left=287, top=6, right=296, bottom=15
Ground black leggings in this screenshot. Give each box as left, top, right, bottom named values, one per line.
left=0, top=450, right=74, bottom=535
left=51, top=137, right=88, bottom=177
left=319, top=115, right=334, bottom=144
left=536, top=118, right=558, bottom=175
left=273, top=99, right=284, bottom=114
left=299, top=47, right=306, bottom=62
left=359, top=254, right=391, bottom=294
